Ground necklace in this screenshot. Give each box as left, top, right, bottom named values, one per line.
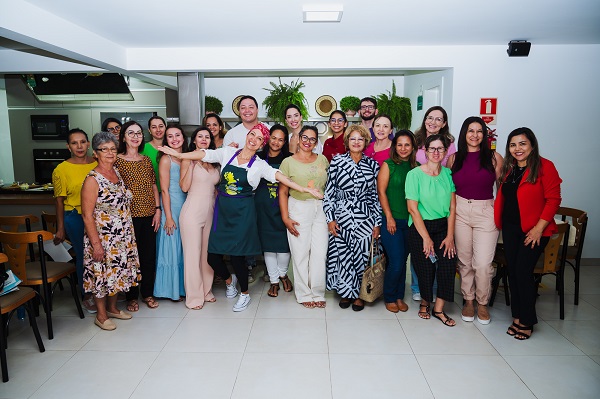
left=237, top=151, right=253, bottom=161
left=510, top=166, right=526, bottom=183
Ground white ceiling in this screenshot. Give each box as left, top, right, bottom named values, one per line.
left=0, top=0, right=599, bottom=86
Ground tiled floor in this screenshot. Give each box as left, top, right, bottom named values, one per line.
left=2, top=265, right=600, bottom=399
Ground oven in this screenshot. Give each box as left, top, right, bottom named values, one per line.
left=33, top=149, right=71, bottom=184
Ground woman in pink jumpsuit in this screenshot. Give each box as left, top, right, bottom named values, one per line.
left=179, top=127, right=220, bottom=309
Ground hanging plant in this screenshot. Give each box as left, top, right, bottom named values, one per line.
left=339, top=96, right=361, bottom=115
left=374, top=81, right=412, bottom=130
left=262, top=78, right=309, bottom=123
left=204, top=95, right=223, bottom=114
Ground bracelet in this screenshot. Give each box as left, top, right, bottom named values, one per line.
left=155, top=206, right=161, bottom=210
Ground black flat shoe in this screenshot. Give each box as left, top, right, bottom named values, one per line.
left=352, top=299, right=365, bottom=312
left=339, top=298, right=352, bottom=309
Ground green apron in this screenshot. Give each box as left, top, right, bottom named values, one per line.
left=208, top=150, right=262, bottom=256
left=254, top=157, right=289, bottom=253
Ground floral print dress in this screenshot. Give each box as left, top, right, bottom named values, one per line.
left=83, top=169, right=141, bottom=297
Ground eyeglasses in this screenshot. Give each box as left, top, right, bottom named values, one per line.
left=107, top=126, right=121, bottom=133
left=300, top=134, right=318, bottom=144
left=426, top=147, right=446, bottom=153
left=360, top=105, right=375, bottom=110
left=426, top=116, right=444, bottom=123
left=349, top=137, right=365, bottom=142
left=126, top=131, right=143, bottom=137
left=96, top=147, right=118, bottom=153
left=329, top=118, right=346, bottom=124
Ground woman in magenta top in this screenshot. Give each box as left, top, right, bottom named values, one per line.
left=364, top=115, right=393, bottom=167
left=447, top=116, right=503, bottom=325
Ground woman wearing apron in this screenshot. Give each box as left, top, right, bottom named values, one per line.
left=159, top=124, right=323, bottom=312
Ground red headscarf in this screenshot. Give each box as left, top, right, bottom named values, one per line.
left=250, top=123, right=270, bottom=147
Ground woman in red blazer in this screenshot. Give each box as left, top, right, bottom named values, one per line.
left=494, top=127, right=562, bottom=340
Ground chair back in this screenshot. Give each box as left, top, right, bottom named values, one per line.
left=41, top=212, right=58, bottom=234
left=0, top=215, right=40, bottom=233
left=0, top=252, right=7, bottom=264
left=0, top=231, right=53, bottom=283
left=556, top=207, right=588, bottom=259
left=535, top=223, right=569, bottom=274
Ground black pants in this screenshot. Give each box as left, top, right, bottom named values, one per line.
left=127, top=216, right=157, bottom=300
left=502, top=222, right=549, bottom=326
left=208, top=253, right=248, bottom=292
left=408, top=218, right=456, bottom=303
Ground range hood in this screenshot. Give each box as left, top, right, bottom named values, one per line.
left=22, top=73, right=134, bottom=101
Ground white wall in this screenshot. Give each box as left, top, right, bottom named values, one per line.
left=204, top=76, right=405, bottom=119
left=404, top=70, right=454, bottom=132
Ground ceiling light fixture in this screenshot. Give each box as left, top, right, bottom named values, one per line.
left=303, top=4, right=343, bottom=23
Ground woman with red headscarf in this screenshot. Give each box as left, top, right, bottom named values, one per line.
left=159, top=124, right=323, bottom=312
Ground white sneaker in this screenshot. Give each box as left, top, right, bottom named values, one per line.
left=232, top=293, right=251, bottom=312
left=412, top=293, right=421, bottom=301
left=226, top=274, right=238, bottom=298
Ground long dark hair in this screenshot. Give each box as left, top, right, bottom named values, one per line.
left=451, top=116, right=494, bottom=174
left=158, top=124, right=189, bottom=161
left=118, top=121, right=145, bottom=154
left=414, top=106, right=454, bottom=148
left=203, top=113, right=227, bottom=138
left=101, top=117, right=122, bottom=132
left=188, top=126, right=216, bottom=152
left=389, top=130, right=417, bottom=167
left=500, top=127, right=541, bottom=184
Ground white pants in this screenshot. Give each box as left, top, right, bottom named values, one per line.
left=287, top=197, right=328, bottom=303
left=264, top=252, right=291, bottom=284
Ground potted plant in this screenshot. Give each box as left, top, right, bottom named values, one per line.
left=205, top=95, right=223, bottom=115
left=374, top=81, right=412, bottom=130
left=339, top=96, right=361, bottom=117
left=262, top=78, right=309, bottom=123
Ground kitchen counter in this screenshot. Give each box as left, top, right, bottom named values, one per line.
left=0, top=189, right=54, bottom=205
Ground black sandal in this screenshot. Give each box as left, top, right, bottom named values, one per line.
left=514, top=325, right=534, bottom=340
left=267, top=283, right=280, bottom=297
left=418, top=303, right=430, bottom=319
left=432, top=310, right=456, bottom=327
left=280, top=275, right=293, bottom=292
left=506, top=322, right=521, bottom=336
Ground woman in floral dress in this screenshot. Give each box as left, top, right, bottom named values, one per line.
left=82, top=132, right=141, bottom=331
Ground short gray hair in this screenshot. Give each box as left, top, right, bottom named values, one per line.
left=92, top=131, right=118, bottom=151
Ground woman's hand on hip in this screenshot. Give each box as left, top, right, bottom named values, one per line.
left=283, top=217, right=300, bottom=237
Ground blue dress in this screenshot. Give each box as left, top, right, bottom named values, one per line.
left=154, top=158, right=187, bottom=299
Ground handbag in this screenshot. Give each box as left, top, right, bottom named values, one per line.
left=359, top=237, right=386, bottom=302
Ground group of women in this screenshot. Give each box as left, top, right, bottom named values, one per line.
left=53, top=105, right=561, bottom=339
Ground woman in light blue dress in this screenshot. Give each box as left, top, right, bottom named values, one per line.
left=154, top=124, right=188, bottom=300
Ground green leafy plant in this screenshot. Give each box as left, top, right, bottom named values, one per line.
left=374, top=81, right=412, bottom=130
left=339, top=96, right=361, bottom=113
left=262, top=78, right=309, bottom=123
left=204, top=95, right=223, bottom=114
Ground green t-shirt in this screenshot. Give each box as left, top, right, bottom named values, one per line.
left=405, top=166, right=455, bottom=226
left=140, top=144, right=160, bottom=191
left=383, top=159, right=415, bottom=220
left=279, top=155, right=329, bottom=201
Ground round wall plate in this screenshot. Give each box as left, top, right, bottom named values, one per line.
left=232, top=95, right=244, bottom=116
left=315, top=95, right=337, bottom=117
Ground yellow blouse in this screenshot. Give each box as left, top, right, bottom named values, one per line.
left=52, top=160, right=98, bottom=213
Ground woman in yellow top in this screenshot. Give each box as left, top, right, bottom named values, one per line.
left=52, top=128, right=98, bottom=313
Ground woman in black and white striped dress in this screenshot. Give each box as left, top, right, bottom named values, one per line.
left=323, top=125, right=382, bottom=312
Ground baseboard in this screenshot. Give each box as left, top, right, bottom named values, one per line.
left=581, top=258, right=600, bottom=266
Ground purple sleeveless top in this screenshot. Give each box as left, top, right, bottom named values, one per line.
left=452, top=151, right=496, bottom=200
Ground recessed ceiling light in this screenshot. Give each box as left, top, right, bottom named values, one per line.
left=303, top=4, right=343, bottom=23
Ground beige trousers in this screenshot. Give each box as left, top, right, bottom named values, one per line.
left=455, top=195, right=499, bottom=305
left=287, top=197, right=328, bottom=303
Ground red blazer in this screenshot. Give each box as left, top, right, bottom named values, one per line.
left=494, top=157, right=562, bottom=236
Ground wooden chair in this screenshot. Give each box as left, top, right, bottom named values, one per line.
left=1, top=252, right=46, bottom=383
left=489, top=243, right=510, bottom=307
left=0, top=215, right=40, bottom=261
left=534, top=223, right=570, bottom=320
left=0, top=231, right=84, bottom=340
left=40, top=212, right=58, bottom=234
left=556, top=207, right=588, bottom=305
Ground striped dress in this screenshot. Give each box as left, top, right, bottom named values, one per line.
left=323, top=153, right=382, bottom=299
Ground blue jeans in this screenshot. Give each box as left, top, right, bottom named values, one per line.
left=380, top=217, right=409, bottom=303
left=63, top=209, right=85, bottom=296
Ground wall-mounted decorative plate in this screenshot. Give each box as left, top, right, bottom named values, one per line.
left=315, top=95, right=337, bottom=117
left=232, top=95, right=244, bottom=116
